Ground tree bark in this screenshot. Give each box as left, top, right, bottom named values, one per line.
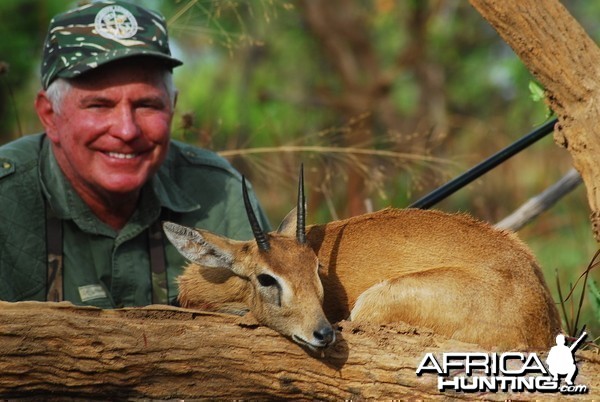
left=468, top=0, right=600, bottom=241
left=0, top=302, right=599, bottom=400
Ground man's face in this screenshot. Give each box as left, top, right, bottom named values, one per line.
left=38, top=60, right=175, bottom=203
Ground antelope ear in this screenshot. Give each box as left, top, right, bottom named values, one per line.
left=276, top=208, right=297, bottom=237
left=163, top=222, right=236, bottom=269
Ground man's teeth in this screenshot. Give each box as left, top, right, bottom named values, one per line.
left=107, top=152, right=138, bottom=159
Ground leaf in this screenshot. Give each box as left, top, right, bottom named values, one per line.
left=528, top=80, right=546, bottom=102
left=528, top=80, right=555, bottom=119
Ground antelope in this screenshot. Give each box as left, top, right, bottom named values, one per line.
left=163, top=168, right=561, bottom=351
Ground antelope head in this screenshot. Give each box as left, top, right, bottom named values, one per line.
left=163, top=167, right=335, bottom=351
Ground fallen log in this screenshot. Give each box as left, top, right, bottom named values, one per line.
left=0, top=301, right=598, bottom=400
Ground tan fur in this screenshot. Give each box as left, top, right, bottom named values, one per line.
left=169, top=208, right=561, bottom=350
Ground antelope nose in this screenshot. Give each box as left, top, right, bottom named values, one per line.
left=314, top=324, right=335, bottom=347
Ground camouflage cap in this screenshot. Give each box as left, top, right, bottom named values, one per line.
left=41, top=0, right=183, bottom=89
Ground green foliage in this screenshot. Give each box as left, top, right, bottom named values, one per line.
left=589, top=280, right=600, bottom=326
left=0, top=0, right=65, bottom=138
left=554, top=249, right=600, bottom=339
left=528, top=80, right=553, bottom=120
left=528, top=81, right=545, bottom=103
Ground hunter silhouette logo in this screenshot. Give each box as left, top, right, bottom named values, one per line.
left=416, top=332, right=589, bottom=395
left=546, top=332, right=587, bottom=386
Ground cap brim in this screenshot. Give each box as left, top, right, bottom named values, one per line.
left=55, top=48, right=183, bottom=80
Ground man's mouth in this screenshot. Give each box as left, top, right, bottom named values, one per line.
left=105, top=151, right=140, bottom=160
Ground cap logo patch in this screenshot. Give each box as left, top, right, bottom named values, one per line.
left=94, top=5, right=138, bottom=40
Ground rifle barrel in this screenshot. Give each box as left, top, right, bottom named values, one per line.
left=409, top=117, right=558, bottom=209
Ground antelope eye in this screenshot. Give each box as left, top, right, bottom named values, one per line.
left=257, top=274, right=278, bottom=287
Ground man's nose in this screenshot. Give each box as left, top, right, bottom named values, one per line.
left=111, top=106, right=140, bottom=141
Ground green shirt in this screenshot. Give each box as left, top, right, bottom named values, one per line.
left=0, top=134, right=270, bottom=308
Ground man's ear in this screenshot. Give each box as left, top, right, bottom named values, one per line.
left=34, top=90, right=59, bottom=142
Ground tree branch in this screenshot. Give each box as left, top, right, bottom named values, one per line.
left=469, top=0, right=600, bottom=241
left=495, top=168, right=583, bottom=231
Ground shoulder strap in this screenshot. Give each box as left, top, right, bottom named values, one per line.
left=45, top=198, right=169, bottom=305
left=45, top=201, right=64, bottom=302
left=149, top=219, right=168, bottom=305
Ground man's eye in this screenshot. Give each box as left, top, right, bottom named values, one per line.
left=86, top=103, right=109, bottom=109
left=137, top=99, right=166, bottom=110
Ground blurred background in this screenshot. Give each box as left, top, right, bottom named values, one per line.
left=1, top=0, right=598, bottom=337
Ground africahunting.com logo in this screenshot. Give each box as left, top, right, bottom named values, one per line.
left=416, top=332, right=588, bottom=395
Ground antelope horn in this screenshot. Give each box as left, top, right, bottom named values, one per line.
left=297, top=164, right=307, bottom=244
left=242, top=176, right=270, bottom=251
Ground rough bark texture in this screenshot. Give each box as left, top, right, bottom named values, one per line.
left=468, top=0, right=600, bottom=240
left=0, top=302, right=598, bottom=400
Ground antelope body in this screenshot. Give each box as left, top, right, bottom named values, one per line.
left=163, top=175, right=561, bottom=351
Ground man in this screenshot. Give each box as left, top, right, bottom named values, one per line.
left=0, top=1, right=270, bottom=308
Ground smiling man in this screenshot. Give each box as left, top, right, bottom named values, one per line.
left=0, top=1, right=269, bottom=307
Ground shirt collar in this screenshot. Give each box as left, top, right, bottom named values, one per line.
left=39, top=137, right=93, bottom=224
left=151, top=166, right=202, bottom=213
